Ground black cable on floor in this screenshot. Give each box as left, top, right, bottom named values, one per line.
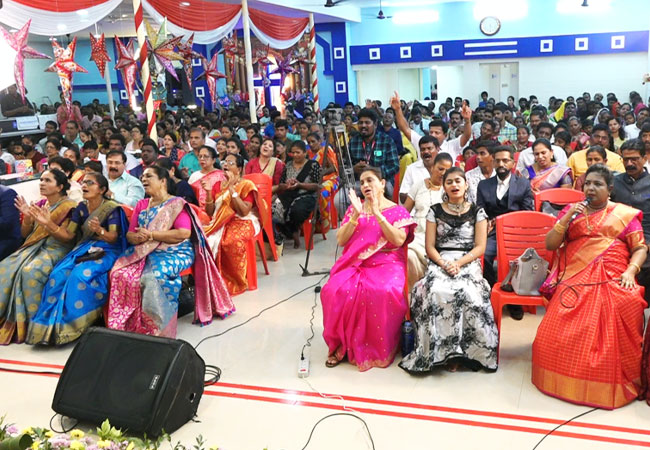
left=301, top=413, right=375, bottom=450
left=531, top=407, right=598, bottom=449
left=300, top=285, right=321, bottom=360
left=49, top=413, right=78, bottom=434
left=194, top=275, right=329, bottom=351
left=204, top=364, right=221, bottom=386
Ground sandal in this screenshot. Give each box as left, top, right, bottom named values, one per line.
left=325, top=355, right=341, bottom=368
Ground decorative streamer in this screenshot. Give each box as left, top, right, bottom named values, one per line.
left=133, top=0, right=157, bottom=140
left=308, top=14, right=319, bottom=113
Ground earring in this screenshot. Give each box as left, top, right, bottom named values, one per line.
left=464, top=191, right=469, bottom=202
left=442, top=192, right=449, bottom=203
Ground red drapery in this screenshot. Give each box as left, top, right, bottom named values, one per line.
left=8, top=0, right=113, bottom=12
left=248, top=8, right=310, bottom=42
left=146, top=0, right=242, bottom=32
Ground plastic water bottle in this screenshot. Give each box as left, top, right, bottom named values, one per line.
left=401, top=320, right=415, bottom=356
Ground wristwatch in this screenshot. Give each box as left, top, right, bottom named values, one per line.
left=231, top=192, right=239, bottom=198
left=100, top=228, right=105, bottom=236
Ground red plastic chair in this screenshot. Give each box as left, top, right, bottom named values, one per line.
left=392, top=172, right=400, bottom=203
left=244, top=229, right=269, bottom=291
left=5, top=163, right=12, bottom=174
left=121, top=205, right=134, bottom=222
left=244, top=173, right=278, bottom=261
left=534, top=188, right=585, bottom=212
left=329, top=190, right=339, bottom=229
left=302, top=212, right=327, bottom=250
left=490, top=211, right=556, bottom=360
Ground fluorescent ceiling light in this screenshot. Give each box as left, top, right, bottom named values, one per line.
left=557, top=0, right=611, bottom=13
left=473, top=0, right=528, bottom=21
left=392, top=9, right=440, bottom=25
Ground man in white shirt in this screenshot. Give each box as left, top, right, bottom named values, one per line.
left=517, top=122, right=567, bottom=174
left=624, top=107, right=649, bottom=139
left=466, top=140, right=497, bottom=204
left=105, top=150, right=145, bottom=207
left=107, top=134, right=140, bottom=171
left=82, top=141, right=106, bottom=175
left=391, top=90, right=472, bottom=161
left=472, top=109, right=493, bottom=139
left=197, top=121, right=218, bottom=149
left=399, top=135, right=440, bottom=203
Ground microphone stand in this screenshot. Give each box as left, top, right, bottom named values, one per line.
left=299, top=197, right=330, bottom=277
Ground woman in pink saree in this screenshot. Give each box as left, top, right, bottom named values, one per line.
left=321, top=167, right=416, bottom=371
left=106, top=166, right=233, bottom=338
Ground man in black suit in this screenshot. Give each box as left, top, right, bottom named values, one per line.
left=477, top=146, right=534, bottom=320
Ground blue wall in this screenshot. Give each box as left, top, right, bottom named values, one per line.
left=349, top=0, right=650, bottom=46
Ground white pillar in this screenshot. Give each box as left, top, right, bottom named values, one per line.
left=105, top=66, right=115, bottom=120
left=308, top=13, right=320, bottom=114
left=241, top=0, right=258, bottom=124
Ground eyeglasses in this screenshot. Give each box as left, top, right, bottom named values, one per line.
left=82, top=180, right=97, bottom=186
left=222, top=161, right=237, bottom=166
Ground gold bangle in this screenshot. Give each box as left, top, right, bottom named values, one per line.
left=553, top=222, right=567, bottom=234
left=51, top=225, right=61, bottom=234
left=376, top=214, right=387, bottom=224
left=349, top=219, right=358, bottom=227
left=628, top=262, right=641, bottom=274
left=149, top=231, right=155, bottom=242
left=206, top=199, right=214, bottom=204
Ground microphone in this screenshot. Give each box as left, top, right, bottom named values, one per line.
left=569, top=197, right=591, bottom=222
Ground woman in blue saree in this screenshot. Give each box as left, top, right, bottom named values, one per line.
left=26, top=172, right=128, bottom=345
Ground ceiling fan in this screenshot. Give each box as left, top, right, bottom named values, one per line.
left=324, top=0, right=347, bottom=7
left=361, top=0, right=392, bottom=20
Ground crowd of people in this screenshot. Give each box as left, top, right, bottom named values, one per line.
left=1, top=84, right=650, bottom=411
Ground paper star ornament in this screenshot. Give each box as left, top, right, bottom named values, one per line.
left=145, top=18, right=183, bottom=80
left=196, top=52, right=226, bottom=109
left=45, top=37, right=88, bottom=115
left=0, top=20, right=51, bottom=102
left=89, top=33, right=111, bottom=78
left=271, top=52, right=299, bottom=93
left=114, top=37, right=139, bottom=106
left=178, top=33, right=201, bottom=89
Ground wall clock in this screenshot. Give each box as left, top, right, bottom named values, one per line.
left=480, top=16, right=501, bottom=36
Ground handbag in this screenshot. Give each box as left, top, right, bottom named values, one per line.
left=500, top=247, right=548, bottom=296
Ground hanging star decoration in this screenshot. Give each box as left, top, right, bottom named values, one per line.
left=45, top=37, right=88, bottom=115
left=177, top=33, right=201, bottom=90
left=271, top=52, right=299, bottom=95
left=144, top=18, right=183, bottom=80
left=196, top=52, right=226, bottom=109
left=252, top=44, right=278, bottom=88
left=221, top=34, right=243, bottom=85
left=0, top=20, right=50, bottom=103
left=89, top=33, right=111, bottom=78
left=114, top=36, right=139, bottom=106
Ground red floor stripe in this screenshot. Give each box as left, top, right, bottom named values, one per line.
left=0, top=359, right=65, bottom=370
left=204, top=390, right=650, bottom=447
left=4, top=358, right=649, bottom=441
left=211, top=382, right=650, bottom=436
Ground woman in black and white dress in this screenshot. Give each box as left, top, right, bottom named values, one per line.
left=399, top=167, right=498, bottom=373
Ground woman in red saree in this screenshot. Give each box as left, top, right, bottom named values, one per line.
left=521, top=139, right=572, bottom=192
left=533, top=164, right=647, bottom=409
left=204, top=154, right=264, bottom=295
left=307, top=132, right=339, bottom=233
left=188, top=146, right=225, bottom=211
left=321, top=167, right=416, bottom=371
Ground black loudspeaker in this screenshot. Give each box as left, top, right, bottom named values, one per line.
left=52, top=328, right=205, bottom=436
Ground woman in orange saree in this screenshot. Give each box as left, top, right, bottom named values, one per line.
left=204, top=154, right=264, bottom=295
left=307, top=132, right=339, bottom=233
left=532, top=165, right=647, bottom=409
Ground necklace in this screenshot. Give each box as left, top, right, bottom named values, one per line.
left=447, top=201, right=466, bottom=214
left=584, top=203, right=608, bottom=231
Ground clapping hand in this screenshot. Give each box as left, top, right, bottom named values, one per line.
left=349, top=188, right=363, bottom=215
left=88, top=217, right=102, bottom=234
left=200, top=177, right=211, bottom=193
left=134, top=227, right=152, bottom=244
left=29, top=204, right=51, bottom=226
left=14, top=195, right=31, bottom=217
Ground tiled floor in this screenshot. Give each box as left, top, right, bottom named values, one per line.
left=1, top=230, right=649, bottom=450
